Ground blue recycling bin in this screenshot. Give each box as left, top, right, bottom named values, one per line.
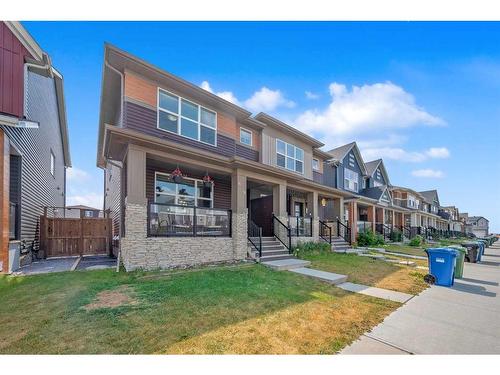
left=425, top=248, right=457, bottom=287
left=476, top=241, right=485, bottom=262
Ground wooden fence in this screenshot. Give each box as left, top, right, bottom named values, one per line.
left=39, top=216, right=112, bottom=258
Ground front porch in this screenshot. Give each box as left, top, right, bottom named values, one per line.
left=117, top=145, right=346, bottom=270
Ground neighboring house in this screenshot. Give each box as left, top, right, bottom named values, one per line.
left=418, top=190, right=449, bottom=231
left=0, top=22, right=71, bottom=273
left=97, top=44, right=353, bottom=271
left=65, top=205, right=101, bottom=219
left=439, top=205, right=464, bottom=233
left=464, top=216, right=489, bottom=237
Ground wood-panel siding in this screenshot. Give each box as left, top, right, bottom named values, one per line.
left=124, top=71, right=157, bottom=108
left=124, top=100, right=259, bottom=162
left=145, top=162, right=231, bottom=210
left=0, top=22, right=32, bottom=118
left=1, top=70, right=66, bottom=245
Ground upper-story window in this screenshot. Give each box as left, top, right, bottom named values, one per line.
left=240, top=128, right=252, bottom=146
left=276, top=139, right=304, bottom=174
left=50, top=150, right=55, bottom=177
left=376, top=169, right=381, bottom=179
left=373, top=180, right=383, bottom=187
left=158, top=89, right=217, bottom=146
left=348, top=154, right=355, bottom=168
left=312, top=158, right=320, bottom=171
left=344, top=169, right=359, bottom=192
left=408, top=195, right=416, bottom=208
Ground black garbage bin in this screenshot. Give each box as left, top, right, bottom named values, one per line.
left=461, top=242, right=479, bottom=263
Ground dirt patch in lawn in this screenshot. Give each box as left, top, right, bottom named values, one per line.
left=84, top=285, right=137, bottom=311
left=0, top=330, right=27, bottom=351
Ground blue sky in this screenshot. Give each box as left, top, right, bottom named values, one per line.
left=23, top=22, right=500, bottom=231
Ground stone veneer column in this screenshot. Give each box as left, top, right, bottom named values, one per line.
left=231, top=170, right=247, bottom=260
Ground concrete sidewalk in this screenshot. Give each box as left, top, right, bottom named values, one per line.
left=342, top=241, right=500, bottom=354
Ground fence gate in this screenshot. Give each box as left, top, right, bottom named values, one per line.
left=39, top=216, right=112, bottom=258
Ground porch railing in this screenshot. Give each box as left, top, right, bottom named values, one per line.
left=319, top=220, right=332, bottom=244
left=147, top=202, right=232, bottom=237
left=288, top=216, right=312, bottom=237
left=248, top=219, right=262, bottom=258
left=337, top=219, right=351, bottom=245
left=357, top=221, right=373, bottom=234
left=272, top=214, right=291, bottom=253
left=375, top=223, right=392, bottom=241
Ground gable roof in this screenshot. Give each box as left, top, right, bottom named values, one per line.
left=326, top=142, right=367, bottom=175
left=360, top=186, right=392, bottom=202
left=419, top=190, right=439, bottom=204
left=466, top=216, right=489, bottom=224
left=365, top=159, right=391, bottom=185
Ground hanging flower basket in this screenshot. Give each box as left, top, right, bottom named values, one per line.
left=202, top=173, right=215, bottom=188
left=171, top=167, right=184, bottom=184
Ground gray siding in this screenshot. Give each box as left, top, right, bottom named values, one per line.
left=369, top=166, right=386, bottom=187
left=124, top=100, right=259, bottom=162
left=339, top=150, right=363, bottom=192
left=322, top=163, right=337, bottom=188
left=1, top=70, right=66, bottom=243
left=104, top=161, right=123, bottom=244
left=313, top=170, right=323, bottom=185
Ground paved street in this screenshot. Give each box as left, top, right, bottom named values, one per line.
left=342, top=241, right=500, bottom=354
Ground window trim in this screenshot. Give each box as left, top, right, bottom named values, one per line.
left=50, top=150, right=55, bottom=177
left=154, top=172, right=214, bottom=208
left=343, top=168, right=359, bottom=192
left=312, top=158, right=320, bottom=171
left=239, top=127, right=253, bottom=147
left=157, top=88, right=218, bottom=147
left=275, top=139, right=304, bottom=174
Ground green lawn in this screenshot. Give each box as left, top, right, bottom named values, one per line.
left=0, top=264, right=399, bottom=354
left=298, top=250, right=428, bottom=295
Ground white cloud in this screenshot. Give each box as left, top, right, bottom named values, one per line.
left=66, top=167, right=90, bottom=184
left=295, top=81, right=445, bottom=141
left=200, top=81, right=240, bottom=105
left=411, top=169, right=444, bottom=178
left=426, top=147, right=450, bottom=159
left=305, top=91, right=320, bottom=100
left=244, top=87, right=295, bottom=112
left=361, top=146, right=450, bottom=163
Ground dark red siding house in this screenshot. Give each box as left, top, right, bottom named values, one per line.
left=0, top=21, right=71, bottom=273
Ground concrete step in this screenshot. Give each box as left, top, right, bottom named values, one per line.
left=260, top=254, right=295, bottom=262
left=262, top=258, right=311, bottom=271
left=289, top=267, right=348, bottom=285
left=260, top=250, right=290, bottom=256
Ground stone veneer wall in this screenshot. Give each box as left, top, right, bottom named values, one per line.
left=120, top=203, right=248, bottom=271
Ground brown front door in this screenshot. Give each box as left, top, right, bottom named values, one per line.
left=250, top=195, right=273, bottom=237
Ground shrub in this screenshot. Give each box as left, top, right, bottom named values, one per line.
left=293, top=241, right=330, bottom=257
left=390, top=230, right=403, bottom=242
left=409, top=235, right=423, bottom=247
left=357, top=230, right=385, bottom=247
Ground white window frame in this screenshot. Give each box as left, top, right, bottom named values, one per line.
left=154, top=172, right=214, bottom=208
left=312, top=158, right=320, bottom=171
left=343, top=168, right=359, bottom=192
left=348, top=153, right=355, bottom=168
left=275, top=139, right=304, bottom=174
left=50, top=150, right=55, bottom=177
left=157, top=88, right=217, bottom=147
left=373, top=180, right=383, bottom=187
left=239, top=127, right=253, bottom=146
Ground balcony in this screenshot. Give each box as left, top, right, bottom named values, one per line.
left=148, top=202, right=232, bottom=237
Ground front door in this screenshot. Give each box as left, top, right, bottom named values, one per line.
left=294, top=202, right=303, bottom=217
left=250, top=195, right=274, bottom=236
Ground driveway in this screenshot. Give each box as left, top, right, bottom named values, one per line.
left=342, top=241, right=500, bottom=354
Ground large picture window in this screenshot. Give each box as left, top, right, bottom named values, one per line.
left=276, top=139, right=304, bottom=174
left=344, top=168, right=359, bottom=192
left=155, top=172, right=213, bottom=208
left=158, top=89, right=217, bottom=146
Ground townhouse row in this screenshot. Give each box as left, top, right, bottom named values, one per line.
left=97, top=44, right=475, bottom=271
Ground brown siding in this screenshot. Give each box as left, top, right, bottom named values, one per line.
left=235, top=144, right=259, bottom=162
left=124, top=100, right=259, bottom=162
left=124, top=71, right=157, bottom=107
left=0, top=22, right=32, bottom=118
left=145, top=162, right=231, bottom=210
left=218, top=112, right=238, bottom=138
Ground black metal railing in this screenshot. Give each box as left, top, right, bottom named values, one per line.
left=319, top=220, right=332, bottom=244
left=337, top=219, right=351, bottom=245
left=148, top=202, right=232, bottom=237
left=383, top=224, right=392, bottom=241
left=272, top=214, right=291, bottom=253
left=248, top=219, right=262, bottom=258
left=288, top=215, right=312, bottom=237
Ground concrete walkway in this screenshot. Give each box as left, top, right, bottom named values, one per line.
left=337, top=282, right=413, bottom=303
left=342, top=241, right=500, bottom=354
